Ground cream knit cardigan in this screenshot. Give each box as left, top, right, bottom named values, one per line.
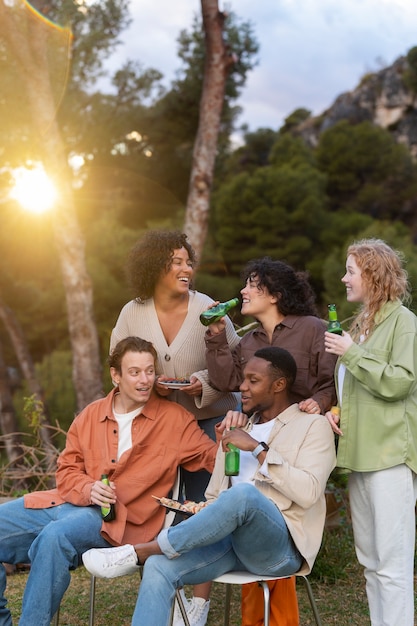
left=110, top=291, right=240, bottom=421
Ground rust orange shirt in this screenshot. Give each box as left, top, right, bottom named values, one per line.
left=24, top=388, right=217, bottom=546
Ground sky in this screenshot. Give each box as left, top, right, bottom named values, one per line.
left=105, top=0, right=417, bottom=133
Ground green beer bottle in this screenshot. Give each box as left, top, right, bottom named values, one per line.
left=100, top=474, right=116, bottom=522
left=327, top=304, right=343, bottom=335
left=199, top=298, right=239, bottom=326
left=225, top=428, right=240, bottom=476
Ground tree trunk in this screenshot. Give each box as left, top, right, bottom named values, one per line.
left=0, top=294, right=57, bottom=477
left=183, top=0, right=235, bottom=260
left=0, top=341, right=34, bottom=492
left=0, top=340, right=23, bottom=464
left=0, top=1, right=103, bottom=411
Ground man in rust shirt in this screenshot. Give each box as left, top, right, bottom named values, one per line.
left=0, top=336, right=218, bottom=626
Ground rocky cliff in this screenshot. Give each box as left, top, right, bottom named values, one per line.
left=297, top=54, right=417, bottom=158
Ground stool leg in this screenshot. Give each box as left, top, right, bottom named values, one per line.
left=52, top=607, right=60, bottom=626
left=223, top=584, right=232, bottom=626
left=299, top=576, right=322, bottom=626
left=260, top=582, right=271, bottom=626
left=173, top=589, right=191, bottom=626
left=89, top=575, right=96, bottom=626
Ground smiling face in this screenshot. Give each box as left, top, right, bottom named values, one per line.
left=158, top=247, right=194, bottom=295
left=342, top=254, right=365, bottom=303
left=239, top=356, right=284, bottom=420
left=240, top=274, right=277, bottom=319
left=110, top=350, right=157, bottom=413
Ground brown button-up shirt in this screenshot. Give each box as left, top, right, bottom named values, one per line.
left=205, top=315, right=337, bottom=413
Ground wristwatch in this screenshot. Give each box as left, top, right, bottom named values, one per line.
left=251, top=441, right=269, bottom=459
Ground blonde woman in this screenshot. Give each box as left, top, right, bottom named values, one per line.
left=325, top=238, right=417, bottom=626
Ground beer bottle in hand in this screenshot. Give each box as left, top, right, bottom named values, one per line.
left=327, top=304, right=343, bottom=335
left=100, top=474, right=116, bottom=522
left=199, top=298, right=239, bottom=326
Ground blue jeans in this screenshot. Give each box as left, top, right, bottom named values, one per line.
left=132, top=483, right=303, bottom=626
left=0, top=498, right=111, bottom=626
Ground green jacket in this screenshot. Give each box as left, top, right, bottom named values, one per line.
left=336, top=300, right=417, bottom=473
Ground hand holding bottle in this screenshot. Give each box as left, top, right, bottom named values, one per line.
left=201, top=301, right=227, bottom=335
left=100, top=474, right=116, bottom=521
left=221, top=428, right=260, bottom=453
left=205, top=316, right=226, bottom=336
left=90, top=476, right=116, bottom=509
left=200, top=298, right=239, bottom=327
left=324, top=330, right=353, bottom=356
left=325, top=406, right=343, bottom=436
left=216, top=410, right=249, bottom=435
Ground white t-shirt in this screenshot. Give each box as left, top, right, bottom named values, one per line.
left=231, top=418, right=275, bottom=485
left=113, top=398, right=142, bottom=460
left=338, top=333, right=365, bottom=407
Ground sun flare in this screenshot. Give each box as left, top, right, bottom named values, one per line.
left=10, top=165, right=57, bottom=214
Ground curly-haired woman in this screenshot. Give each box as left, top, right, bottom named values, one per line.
left=110, top=230, right=240, bottom=626
left=205, top=256, right=337, bottom=626
left=325, top=239, right=417, bottom=626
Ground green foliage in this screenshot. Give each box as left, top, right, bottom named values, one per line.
left=14, top=352, right=76, bottom=432
left=316, top=120, right=414, bottom=220
left=85, top=207, right=139, bottom=341
left=0, top=206, right=68, bottom=364
left=213, top=162, right=329, bottom=282
left=313, top=524, right=356, bottom=583
left=47, top=0, right=132, bottom=85
left=209, top=110, right=417, bottom=316
left=22, top=395, right=46, bottom=431
left=269, top=133, right=316, bottom=169
left=280, top=107, right=312, bottom=133
left=195, top=273, right=242, bottom=305
left=142, top=11, right=259, bottom=203
left=403, top=46, right=417, bottom=94
left=2, top=1, right=417, bottom=434
left=321, top=221, right=417, bottom=321
left=0, top=0, right=132, bottom=165
left=218, top=128, right=279, bottom=179
left=176, top=11, right=259, bottom=103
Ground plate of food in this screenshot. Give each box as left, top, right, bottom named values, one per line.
left=152, top=496, right=209, bottom=516
left=158, top=378, right=191, bottom=389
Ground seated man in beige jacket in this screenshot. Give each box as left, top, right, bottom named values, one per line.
left=83, top=346, right=336, bottom=626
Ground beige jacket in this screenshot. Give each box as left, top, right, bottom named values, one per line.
left=205, top=404, right=336, bottom=574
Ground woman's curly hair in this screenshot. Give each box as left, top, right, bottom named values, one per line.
left=346, top=238, right=410, bottom=341
left=241, top=257, right=317, bottom=317
left=127, top=230, right=197, bottom=300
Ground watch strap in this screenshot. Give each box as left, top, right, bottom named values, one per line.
left=252, top=441, right=269, bottom=459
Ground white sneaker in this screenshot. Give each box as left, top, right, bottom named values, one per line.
left=173, top=594, right=210, bottom=626
left=82, top=544, right=140, bottom=579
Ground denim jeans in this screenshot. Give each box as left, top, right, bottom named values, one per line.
left=0, top=498, right=111, bottom=626
left=132, top=483, right=303, bottom=626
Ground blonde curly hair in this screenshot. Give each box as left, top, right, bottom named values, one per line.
left=347, top=238, right=410, bottom=342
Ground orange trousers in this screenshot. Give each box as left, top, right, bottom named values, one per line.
left=241, top=577, right=299, bottom=626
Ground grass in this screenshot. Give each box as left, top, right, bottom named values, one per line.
left=5, top=525, right=372, bottom=625
left=4, top=522, right=417, bottom=625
